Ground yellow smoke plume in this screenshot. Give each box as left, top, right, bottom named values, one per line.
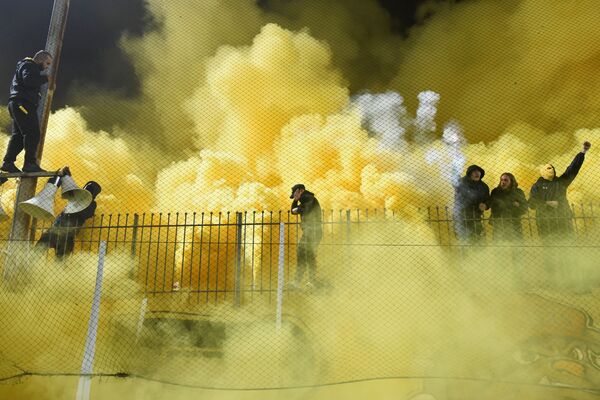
left=392, top=0, right=600, bottom=141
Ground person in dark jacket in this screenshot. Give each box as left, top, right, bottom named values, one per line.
left=489, top=172, right=528, bottom=241
left=1, top=51, right=53, bottom=174
left=529, top=141, right=591, bottom=239
left=37, top=180, right=101, bottom=258
left=453, top=165, right=490, bottom=242
left=289, top=184, right=323, bottom=289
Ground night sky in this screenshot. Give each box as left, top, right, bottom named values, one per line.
left=0, top=0, right=428, bottom=109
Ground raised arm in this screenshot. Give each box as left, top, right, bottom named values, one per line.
left=558, top=142, right=591, bottom=186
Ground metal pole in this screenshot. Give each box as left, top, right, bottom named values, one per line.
left=130, top=213, right=139, bottom=256
left=234, top=212, right=243, bottom=307
left=275, top=222, right=285, bottom=333
left=9, top=0, right=70, bottom=242
left=76, top=241, right=106, bottom=400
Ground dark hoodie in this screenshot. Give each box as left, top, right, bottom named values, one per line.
left=291, top=190, right=322, bottom=230
left=9, top=58, right=48, bottom=107
left=454, top=165, right=490, bottom=217
left=529, top=152, right=585, bottom=237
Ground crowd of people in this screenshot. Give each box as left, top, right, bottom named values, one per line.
left=453, top=141, right=591, bottom=243
left=2, top=52, right=593, bottom=289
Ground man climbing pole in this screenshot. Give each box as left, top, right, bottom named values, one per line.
left=2, top=50, right=53, bottom=174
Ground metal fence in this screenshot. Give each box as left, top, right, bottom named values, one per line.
left=13, top=202, right=600, bottom=304
left=422, top=202, right=600, bottom=246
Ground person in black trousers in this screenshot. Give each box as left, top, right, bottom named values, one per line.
left=289, top=184, right=323, bottom=289
left=2, top=50, right=53, bottom=173
left=529, top=141, right=591, bottom=240
left=489, top=173, right=528, bottom=241
left=453, top=165, right=490, bottom=243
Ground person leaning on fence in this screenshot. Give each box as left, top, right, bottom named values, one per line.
left=453, top=165, right=490, bottom=242
left=36, top=180, right=102, bottom=258
left=288, top=184, right=323, bottom=290
left=529, top=141, right=591, bottom=239
left=1, top=51, right=53, bottom=174
left=489, top=173, right=528, bottom=241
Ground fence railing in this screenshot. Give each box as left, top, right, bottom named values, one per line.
left=2, top=203, right=598, bottom=304
left=422, top=202, right=599, bottom=246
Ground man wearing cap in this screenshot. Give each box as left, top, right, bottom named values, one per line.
left=2, top=50, right=53, bottom=173
left=289, top=184, right=323, bottom=289
left=37, top=180, right=102, bottom=258
left=529, top=141, right=591, bottom=239
left=453, top=164, right=490, bottom=242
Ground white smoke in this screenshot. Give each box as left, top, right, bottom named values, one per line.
left=441, top=119, right=467, bottom=186
left=352, top=91, right=408, bottom=150
left=414, top=90, right=441, bottom=144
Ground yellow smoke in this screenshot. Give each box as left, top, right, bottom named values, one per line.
left=392, top=0, right=600, bottom=141
left=2, top=1, right=600, bottom=399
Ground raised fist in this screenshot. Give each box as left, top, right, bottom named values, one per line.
left=583, top=141, right=591, bottom=153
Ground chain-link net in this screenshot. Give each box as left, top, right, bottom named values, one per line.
left=2, top=1, right=600, bottom=399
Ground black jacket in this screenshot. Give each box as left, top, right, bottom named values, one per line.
left=9, top=58, right=48, bottom=107
left=489, top=187, right=528, bottom=224
left=529, top=152, right=585, bottom=218
left=291, top=191, right=322, bottom=229
left=454, top=165, right=490, bottom=218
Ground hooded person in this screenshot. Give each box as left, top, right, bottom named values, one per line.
left=453, top=165, right=490, bottom=242
left=289, top=184, right=323, bottom=289
left=37, top=178, right=102, bottom=258
left=529, top=141, right=591, bottom=239
left=489, top=172, right=528, bottom=241
left=1, top=51, right=53, bottom=173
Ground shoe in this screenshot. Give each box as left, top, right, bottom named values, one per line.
left=1, top=162, right=21, bottom=173
left=22, top=163, right=46, bottom=173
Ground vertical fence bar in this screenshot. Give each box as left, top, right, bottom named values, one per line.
left=286, top=210, right=291, bottom=279
left=197, top=212, right=204, bottom=303
left=145, top=213, right=154, bottom=295
left=235, top=212, right=243, bottom=307
left=114, top=214, right=121, bottom=252
left=96, top=214, right=104, bottom=252
left=332, top=210, right=338, bottom=261
left=224, top=212, right=230, bottom=300
left=105, top=214, right=113, bottom=253
left=346, top=210, right=351, bottom=243
left=189, top=213, right=196, bottom=293
left=260, top=211, right=265, bottom=294
left=242, top=212, right=248, bottom=298
left=435, top=207, right=443, bottom=246
left=171, top=213, right=179, bottom=291
left=153, top=213, right=162, bottom=294
left=161, top=213, right=171, bottom=292
left=128, top=214, right=137, bottom=278
left=276, top=222, right=285, bottom=332
left=444, top=207, right=452, bottom=246
left=122, top=213, right=129, bottom=252
left=215, top=212, right=222, bottom=303
left=251, top=212, right=256, bottom=298
left=206, top=212, right=213, bottom=303
left=181, top=212, right=187, bottom=288
left=268, top=211, right=273, bottom=303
